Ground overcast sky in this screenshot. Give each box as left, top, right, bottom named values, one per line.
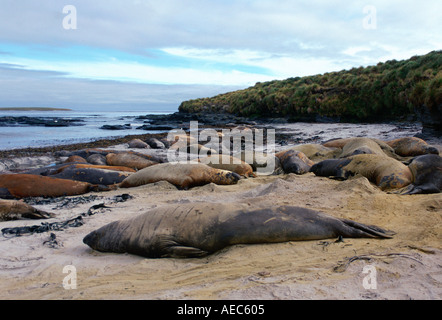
left=0, top=0, right=441, bottom=112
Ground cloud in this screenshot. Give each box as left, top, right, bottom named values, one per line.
left=0, top=0, right=440, bottom=110
left=0, top=64, right=243, bottom=111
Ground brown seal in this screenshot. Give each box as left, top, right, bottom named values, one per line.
left=386, top=137, right=439, bottom=157
left=128, top=139, right=150, bottom=149
left=198, top=155, right=256, bottom=177
left=396, top=154, right=442, bottom=194
left=106, top=152, right=159, bottom=170
left=48, top=164, right=134, bottom=186
left=119, top=163, right=241, bottom=190
left=83, top=202, right=395, bottom=258
left=0, top=174, right=111, bottom=199
left=310, top=154, right=413, bottom=191
left=275, top=149, right=314, bottom=174
left=287, top=144, right=340, bottom=162
left=0, top=199, right=54, bottom=221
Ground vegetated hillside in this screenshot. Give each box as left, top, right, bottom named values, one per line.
left=179, top=51, right=441, bottom=129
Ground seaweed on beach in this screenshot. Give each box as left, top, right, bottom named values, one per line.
left=1, top=194, right=133, bottom=238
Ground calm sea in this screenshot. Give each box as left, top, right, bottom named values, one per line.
left=0, top=109, right=435, bottom=151
left=0, top=110, right=173, bottom=150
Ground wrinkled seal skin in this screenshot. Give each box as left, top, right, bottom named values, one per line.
left=83, top=203, right=395, bottom=259
left=120, top=163, right=240, bottom=190
left=0, top=199, right=55, bottom=221
left=386, top=137, right=439, bottom=157
left=276, top=150, right=314, bottom=174
left=397, top=154, right=442, bottom=195
left=0, top=174, right=110, bottom=199
left=311, top=154, right=413, bottom=191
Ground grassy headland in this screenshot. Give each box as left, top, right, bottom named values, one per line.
left=179, top=51, right=441, bottom=127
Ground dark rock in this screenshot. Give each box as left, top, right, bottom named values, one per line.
left=100, top=124, right=132, bottom=130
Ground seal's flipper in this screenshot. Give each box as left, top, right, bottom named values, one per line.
left=162, top=245, right=209, bottom=258
left=156, top=236, right=209, bottom=258
left=341, top=219, right=396, bottom=239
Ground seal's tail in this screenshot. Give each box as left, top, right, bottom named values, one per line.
left=342, top=219, right=396, bottom=239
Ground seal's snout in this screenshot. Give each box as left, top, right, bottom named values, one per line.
left=83, top=231, right=98, bottom=248
left=426, top=146, right=440, bottom=155
left=228, top=172, right=241, bottom=182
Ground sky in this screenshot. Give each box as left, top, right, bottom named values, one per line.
left=0, top=0, right=441, bottom=112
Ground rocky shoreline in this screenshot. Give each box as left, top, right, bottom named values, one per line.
left=1, top=111, right=438, bottom=159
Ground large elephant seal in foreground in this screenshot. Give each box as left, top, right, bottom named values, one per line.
left=0, top=174, right=112, bottom=199
left=310, top=154, right=413, bottom=191
left=83, top=202, right=395, bottom=258
left=396, top=154, right=442, bottom=195
left=120, top=163, right=241, bottom=190
left=386, top=137, right=439, bottom=157
left=0, top=200, right=54, bottom=221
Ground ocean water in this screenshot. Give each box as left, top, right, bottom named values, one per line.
left=0, top=109, right=435, bottom=151
left=0, top=110, right=173, bottom=150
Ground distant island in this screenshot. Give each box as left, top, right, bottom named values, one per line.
left=0, top=107, right=72, bottom=112
left=179, top=50, right=441, bottom=133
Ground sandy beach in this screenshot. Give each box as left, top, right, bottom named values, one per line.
left=0, top=128, right=441, bottom=301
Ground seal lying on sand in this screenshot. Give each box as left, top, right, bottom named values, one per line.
left=0, top=174, right=112, bottom=199
left=286, top=144, right=340, bottom=162
left=310, top=154, right=412, bottom=191
left=386, top=137, right=439, bottom=157
left=323, top=138, right=400, bottom=159
left=198, top=155, right=256, bottom=177
left=83, top=202, right=395, bottom=258
left=49, top=164, right=134, bottom=186
left=120, top=163, right=241, bottom=190
left=276, top=150, right=314, bottom=174
left=0, top=199, right=54, bottom=221
left=106, top=153, right=159, bottom=170
left=396, top=154, right=442, bottom=195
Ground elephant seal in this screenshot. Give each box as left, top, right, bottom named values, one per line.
left=83, top=202, right=395, bottom=258
left=106, top=153, right=158, bottom=170
left=49, top=164, right=134, bottom=186
left=146, top=138, right=166, bottom=149
left=232, top=151, right=281, bottom=175
left=324, top=138, right=399, bottom=159
left=286, top=144, right=340, bottom=162
left=386, top=137, right=439, bottom=157
left=120, top=163, right=240, bottom=190
left=275, top=150, right=314, bottom=174
left=64, top=155, right=88, bottom=164
left=310, top=154, right=413, bottom=191
left=0, top=200, right=54, bottom=221
left=198, top=155, right=256, bottom=177
left=339, top=138, right=392, bottom=158
left=128, top=139, right=150, bottom=149
left=0, top=174, right=112, bottom=199
left=397, top=154, right=442, bottom=194
left=86, top=154, right=107, bottom=166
